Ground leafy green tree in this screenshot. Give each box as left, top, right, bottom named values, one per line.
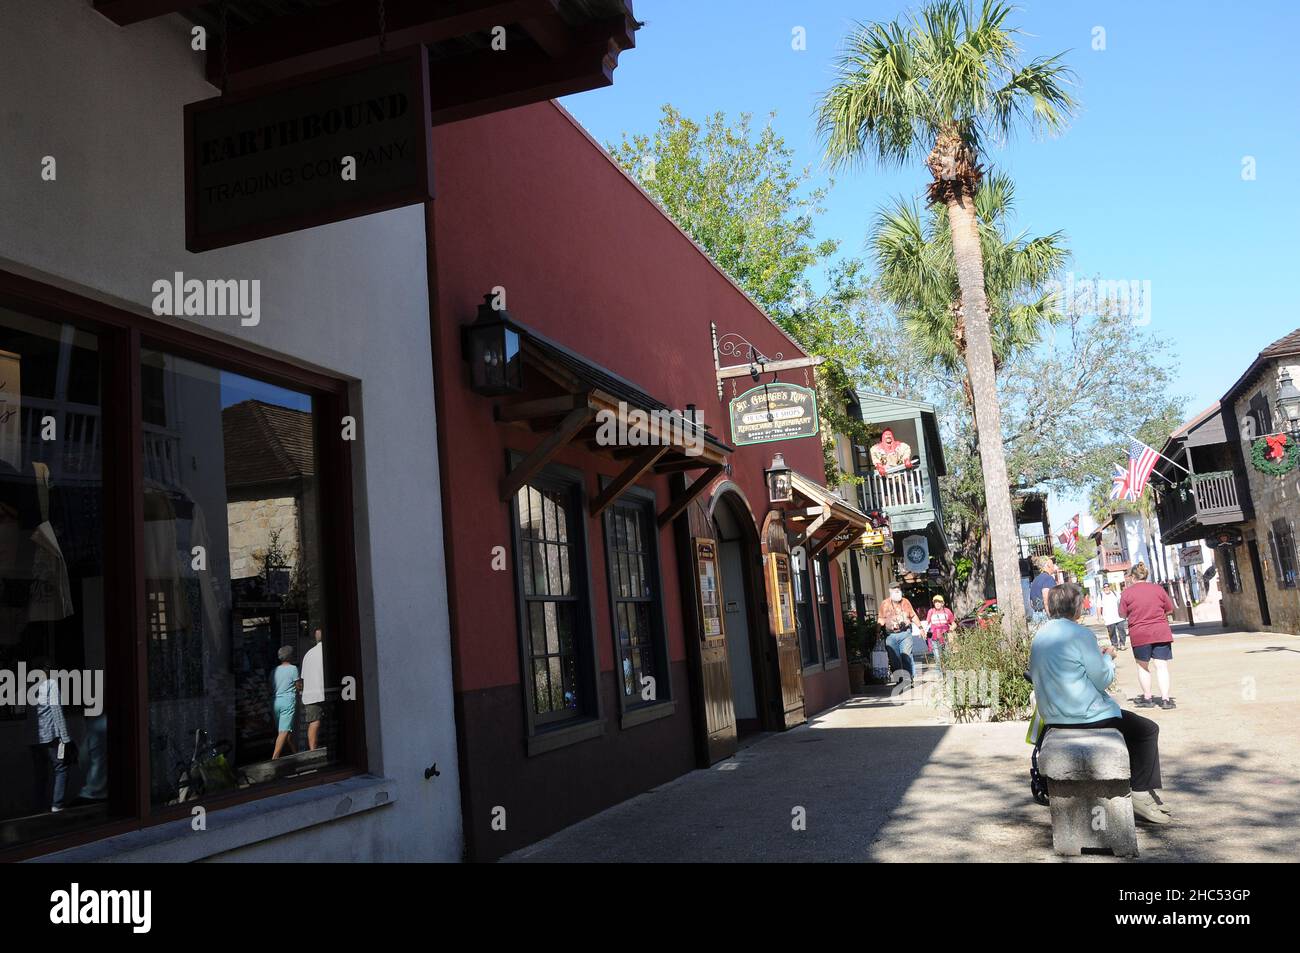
left=818, top=0, right=1076, bottom=626
left=608, top=106, right=879, bottom=484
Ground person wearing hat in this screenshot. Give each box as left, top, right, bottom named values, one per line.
left=924, top=595, right=955, bottom=672
left=271, top=644, right=302, bottom=760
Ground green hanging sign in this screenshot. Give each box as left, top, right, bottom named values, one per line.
left=728, top=382, right=820, bottom=446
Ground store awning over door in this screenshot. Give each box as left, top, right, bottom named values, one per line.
left=493, top=321, right=731, bottom=527
left=786, top=470, right=871, bottom=561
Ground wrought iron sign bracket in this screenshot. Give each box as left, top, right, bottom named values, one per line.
left=712, top=322, right=823, bottom=400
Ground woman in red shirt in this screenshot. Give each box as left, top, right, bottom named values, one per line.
left=1119, top=563, right=1176, bottom=709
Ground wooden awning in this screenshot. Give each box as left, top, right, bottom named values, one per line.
left=97, top=0, right=638, bottom=119
left=493, top=321, right=730, bottom=527
left=785, top=470, right=871, bottom=561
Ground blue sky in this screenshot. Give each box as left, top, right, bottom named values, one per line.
left=561, top=0, right=1300, bottom=532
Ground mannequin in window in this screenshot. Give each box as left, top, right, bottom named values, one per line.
left=869, top=429, right=917, bottom=477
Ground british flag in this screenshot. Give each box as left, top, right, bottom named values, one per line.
left=1109, top=463, right=1131, bottom=501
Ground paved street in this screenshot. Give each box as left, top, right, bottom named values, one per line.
left=504, top=626, right=1300, bottom=862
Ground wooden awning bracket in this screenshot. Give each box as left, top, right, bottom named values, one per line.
left=657, top=464, right=724, bottom=528
left=808, top=518, right=851, bottom=558
left=499, top=406, right=595, bottom=501
left=591, top=446, right=668, bottom=517
left=790, top=506, right=831, bottom=551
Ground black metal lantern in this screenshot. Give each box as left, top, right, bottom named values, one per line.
left=1277, top=367, right=1300, bottom=430
left=765, top=452, right=793, bottom=505
left=462, top=294, right=522, bottom=395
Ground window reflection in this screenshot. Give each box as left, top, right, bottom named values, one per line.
left=0, top=308, right=108, bottom=847
left=142, top=350, right=338, bottom=805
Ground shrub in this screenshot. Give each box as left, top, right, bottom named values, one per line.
left=939, top=621, right=1034, bottom=722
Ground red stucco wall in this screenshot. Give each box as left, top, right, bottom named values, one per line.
left=431, top=100, right=845, bottom=696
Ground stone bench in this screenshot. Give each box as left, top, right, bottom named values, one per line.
left=1038, top=728, right=1138, bottom=858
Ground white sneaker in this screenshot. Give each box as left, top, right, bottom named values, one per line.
left=1132, top=791, right=1170, bottom=824
left=50, top=806, right=64, bottom=813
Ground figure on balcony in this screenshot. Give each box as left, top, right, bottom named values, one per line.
left=869, top=428, right=918, bottom=477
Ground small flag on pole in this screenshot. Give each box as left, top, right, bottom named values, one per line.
left=1109, top=463, right=1131, bottom=501
left=1057, top=513, right=1080, bottom=554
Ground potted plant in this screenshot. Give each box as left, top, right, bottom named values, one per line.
left=843, top=611, right=869, bottom=693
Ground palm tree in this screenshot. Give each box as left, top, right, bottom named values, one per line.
left=873, top=170, right=1068, bottom=393
left=818, top=0, right=1075, bottom=626
left=873, top=171, right=1068, bottom=608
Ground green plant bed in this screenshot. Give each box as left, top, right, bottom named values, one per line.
left=940, top=622, right=1034, bottom=723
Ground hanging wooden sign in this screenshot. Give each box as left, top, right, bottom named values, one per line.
left=185, top=46, right=433, bottom=252
left=728, top=383, right=820, bottom=447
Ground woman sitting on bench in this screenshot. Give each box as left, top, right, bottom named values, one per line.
left=1028, top=584, right=1172, bottom=825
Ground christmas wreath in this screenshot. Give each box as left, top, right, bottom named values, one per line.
left=1251, top=434, right=1300, bottom=476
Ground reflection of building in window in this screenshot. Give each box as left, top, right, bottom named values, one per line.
left=604, top=500, right=662, bottom=704
left=222, top=400, right=316, bottom=600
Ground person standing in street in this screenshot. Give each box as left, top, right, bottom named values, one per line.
left=924, top=595, right=955, bottom=673
left=1028, top=556, right=1058, bottom=623
left=879, top=586, right=922, bottom=684
left=271, top=645, right=301, bottom=759
left=1120, top=563, right=1177, bottom=709
left=1101, top=582, right=1128, bottom=650
left=301, top=628, right=326, bottom=751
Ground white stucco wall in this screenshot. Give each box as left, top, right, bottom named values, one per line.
left=1, top=0, right=460, bottom=860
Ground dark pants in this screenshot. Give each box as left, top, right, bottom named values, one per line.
left=30, top=740, right=68, bottom=810
left=1047, top=709, right=1162, bottom=791
left=1106, top=622, right=1128, bottom=648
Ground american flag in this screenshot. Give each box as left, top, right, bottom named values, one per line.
left=1122, top=437, right=1162, bottom=502
left=1057, top=513, right=1080, bottom=554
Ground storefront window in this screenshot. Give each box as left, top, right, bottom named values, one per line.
left=816, top=555, right=839, bottom=662
left=141, top=349, right=340, bottom=806
left=0, top=308, right=108, bottom=848
left=794, top=555, right=818, bottom=667
left=1268, top=519, right=1297, bottom=589
left=514, top=476, right=589, bottom=724
left=604, top=498, right=665, bottom=707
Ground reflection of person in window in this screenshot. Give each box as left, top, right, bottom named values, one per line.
left=271, top=645, right=300, bottom=760
left=25, top=657, right=72, bottom=813
left=301, top=628, right=325, bottom=751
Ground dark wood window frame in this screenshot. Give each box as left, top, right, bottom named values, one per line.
left=1269, top=518, right=1298, bottom=589
left=1222, top=546, right=1243, bottom=594
left=506, top=453, right=604, bottom=756
left=815, top=554, right=840, bottom=666
left=0, top=267, right=367, bottom=862
left=598, top=482, right=674, bottom=729
left=793, top=552, right=821, bottom=672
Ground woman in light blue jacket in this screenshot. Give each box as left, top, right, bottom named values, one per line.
left=1029, top=584, right=1172, bottom=824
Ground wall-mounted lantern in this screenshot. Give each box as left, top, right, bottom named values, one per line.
left=765, top=452, right=793, bottom=505
left=462, top=294, right=522, bottom=396
left=1277, top=367, right=1300, bottom=430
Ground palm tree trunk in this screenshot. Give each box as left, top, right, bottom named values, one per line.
left=944, top=190, right=1027, bottom=628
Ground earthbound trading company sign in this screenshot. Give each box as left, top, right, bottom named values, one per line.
left=728, top=383, right=820, bottom=446
left=185, top=47, right=433, bottom=252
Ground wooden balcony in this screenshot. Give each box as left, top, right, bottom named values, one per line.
left=1157, top=470, right=1245, bottom=544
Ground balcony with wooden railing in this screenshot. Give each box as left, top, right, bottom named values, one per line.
left=1157, top=470, right=1245, bottom=544
left=860, top=466, right=931, bottom=514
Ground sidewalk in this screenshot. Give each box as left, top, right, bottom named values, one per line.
left=503, top=628, right=1300, bottom=862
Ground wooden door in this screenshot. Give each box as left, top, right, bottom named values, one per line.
left=766, top=553, right=807, bottom=728
left=693, top=538, right=738, bottom=762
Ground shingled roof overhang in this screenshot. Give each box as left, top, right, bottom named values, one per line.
left=489, top=318, right=731, bottom=528
left=94, top=0, right=638, bottom=122
left=1222, top=328, right=1300, bottom=408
